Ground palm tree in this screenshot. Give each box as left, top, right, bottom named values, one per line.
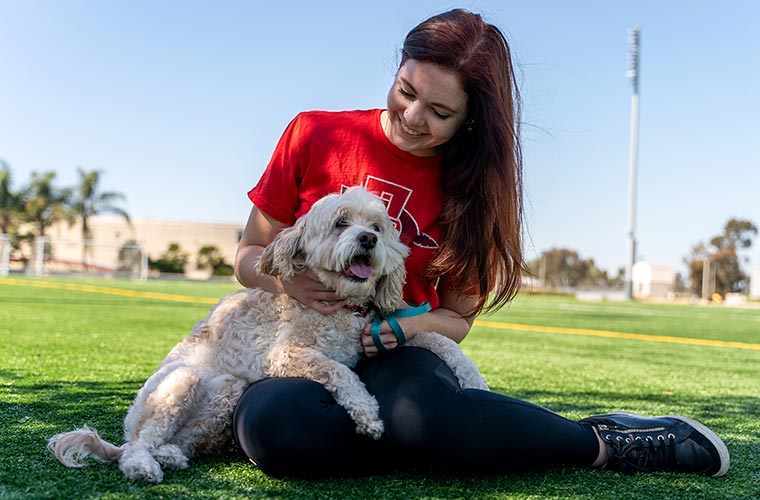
left=20, top=171, right=70, bottom=269
left=23, top=171, right=70, bottom=238
left=70, top=168, right=130, bottom=269
left=0, top=160, right=26, bottom=235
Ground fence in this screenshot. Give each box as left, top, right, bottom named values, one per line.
left=25, top=236, right=148, bottom=280
left=0, top=234, right=9, bottom=277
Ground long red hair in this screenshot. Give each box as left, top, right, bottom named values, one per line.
left=401, top=9, right=526, bottom=315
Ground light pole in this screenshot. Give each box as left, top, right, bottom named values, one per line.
left=624, top=25, right=641, bottom=300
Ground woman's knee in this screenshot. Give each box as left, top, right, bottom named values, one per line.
left=359, top=347, right=463, bottom=450
left=232, top=377, right=362, bottom=477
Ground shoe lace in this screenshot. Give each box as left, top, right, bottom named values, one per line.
left=605, top=433, right=676, bottom=475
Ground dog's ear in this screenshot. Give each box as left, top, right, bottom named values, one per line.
left=257, top=221, right=306, bottom=278
left=373, top=257, right=407, bottom=314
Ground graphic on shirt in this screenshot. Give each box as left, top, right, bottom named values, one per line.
left=343, top=176, right=438, bottom=249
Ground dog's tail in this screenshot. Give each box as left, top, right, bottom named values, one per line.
left=47, top=426, right=124, bottom=467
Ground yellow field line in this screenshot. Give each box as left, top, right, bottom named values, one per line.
left=474, top=320, right=760, bottom=351
left=0, top=277, right=219, bottom=304
left=4, top=277, right=759, bottom=351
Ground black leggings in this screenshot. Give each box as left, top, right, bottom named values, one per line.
left=232, top=347, right=599, bottom=477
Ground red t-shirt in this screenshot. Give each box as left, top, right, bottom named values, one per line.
left=249, top=109, right=444, bottom=308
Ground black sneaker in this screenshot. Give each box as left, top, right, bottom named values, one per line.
left=580, top=412, right=730, bottom=477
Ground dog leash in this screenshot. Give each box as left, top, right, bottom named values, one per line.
left=370, top=302, right=431, bottom=352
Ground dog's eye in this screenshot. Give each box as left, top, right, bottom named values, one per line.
left=370, top=223, right=381, bottom=232
left=335, top=218, right=349, bottom=229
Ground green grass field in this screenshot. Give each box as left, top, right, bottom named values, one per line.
left=1, top=276, right=758, bottom=499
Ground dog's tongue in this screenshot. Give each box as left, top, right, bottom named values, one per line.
left=348, top=260, right=374, bottom=279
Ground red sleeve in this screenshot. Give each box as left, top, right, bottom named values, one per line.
left=248, top=114, right=309, bottom=225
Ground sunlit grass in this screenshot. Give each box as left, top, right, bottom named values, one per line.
left=1, top=276, right=758, bottom=499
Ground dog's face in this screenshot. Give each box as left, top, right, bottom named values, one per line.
left=258, top=188, right=409, bottom=313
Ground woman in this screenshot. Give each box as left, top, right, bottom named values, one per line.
left=232, top=9, right=729, bottom=478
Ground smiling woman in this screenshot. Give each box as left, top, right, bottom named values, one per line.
left=381, top=59, right=468, bottom=157
left=230, top=8, right=730, bottom=481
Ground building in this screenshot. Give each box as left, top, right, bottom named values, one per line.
left=751, top=266, right=760, bottom=300
left=632, top=261, right=674, bottom=299
left=46, top=216, right=243, bottom=276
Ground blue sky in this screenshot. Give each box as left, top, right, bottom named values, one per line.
left=1, top=0, right=758, bottom=275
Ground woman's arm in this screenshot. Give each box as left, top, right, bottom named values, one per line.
left=234, top=205, right=345, bottom=314
left=234, top=205, right=288, bottom=294
left=361, top=284, right=477, bottom=357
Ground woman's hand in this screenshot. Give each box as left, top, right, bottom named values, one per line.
left=282, top=267, right=346, bottom=315
left=361, top=303, right=421, bottom=357
left=361, top=287, right=479, bottom=356
left=236, top=206, right=344, bottom=315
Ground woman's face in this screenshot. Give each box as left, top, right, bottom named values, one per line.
left=383, top=59, right=468, bottom=157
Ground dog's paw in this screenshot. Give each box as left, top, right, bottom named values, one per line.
left=459, top=372, right=489, bottom=391
left=356, top=418, right=384, bottom=440
left=119, top=448, right=164, bottom=483
left=153, top=444, right=189, bottom=470
left=470, top=377, right=490, bottom=391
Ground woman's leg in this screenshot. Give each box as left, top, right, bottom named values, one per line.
left=358, top=347, right=729, bottom=476
left=233, top=347, right=728, bottom=476
left=232, top=377, right=390, bottom=477
left=232, top=349, right=599, bottom=476
left=357, top=346, right=600, bottom=472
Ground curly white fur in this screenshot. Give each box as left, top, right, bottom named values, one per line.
left=47, top=187, right=489, bottom=483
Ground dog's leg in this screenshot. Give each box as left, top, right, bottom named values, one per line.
left=118, top=366, right=201, bottom=482
left=152, top=444, right=188, bottom=471
left=123, top=363, right=181, bottom=442
left=267, top=346, right=384, bottom=439
left=170, top=375, right=248, bottom=457
left=118, top=443, right=164, bottom=483
left=406, top=333, right=489, bottom=391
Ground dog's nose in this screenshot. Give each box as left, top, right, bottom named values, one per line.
left=358, top=231, right=377, bottom=250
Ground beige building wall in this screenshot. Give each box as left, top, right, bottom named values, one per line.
left=751, top=266, right=760, bottom=299
left=47, top=216, right=243, bottom=273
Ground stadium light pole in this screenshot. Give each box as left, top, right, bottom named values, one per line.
left=624, top=25, right=641, bottom=300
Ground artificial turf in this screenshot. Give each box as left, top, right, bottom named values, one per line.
left=1, top=276, right=758, bottom=499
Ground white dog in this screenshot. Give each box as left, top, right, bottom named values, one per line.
left=48, top=187, right=488, bottom=483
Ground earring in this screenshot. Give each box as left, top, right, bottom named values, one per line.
left=466, top=119, right=474, bottom=132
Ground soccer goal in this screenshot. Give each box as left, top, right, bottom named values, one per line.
left=0, top=234, right=10, bottom=277
left=27, top=237, right=148, bottom=280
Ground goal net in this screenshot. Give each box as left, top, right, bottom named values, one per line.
left=0, top=234, right=9, bottom=277
left=27, top=237, right=148, bottom=280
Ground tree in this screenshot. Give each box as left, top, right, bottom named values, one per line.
left=684, top=218, right=758, bottom=295
left=69, top=168, right=130, bottom=268
left=21, top=171, right=70, bottom=238
left=0, top=160, right=26, bottom=236
left=710, top=218, right=757, bottom=251
left=527, top=247, right=617, bottom=289
left=673, top=272, right=688, bottom=294
left=0, top=161, right=32, bottom=265
left=684, top=242, right=709, bottom=295
left=70, top=168, right=129, bottom=240
left=196, top=245, right=234, bottom=276
left=149, top=242, right=189, bottom=274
